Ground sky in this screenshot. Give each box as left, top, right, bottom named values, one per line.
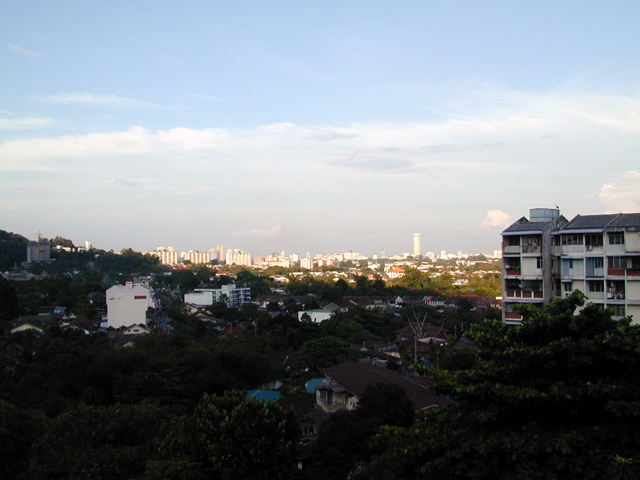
left=1, top=1, right=640, bottom=258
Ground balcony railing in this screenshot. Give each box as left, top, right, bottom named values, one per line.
left=506, top=291, right=544, bottom=299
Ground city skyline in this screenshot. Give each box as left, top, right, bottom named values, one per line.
left=2, top=2, right=639, bottom=256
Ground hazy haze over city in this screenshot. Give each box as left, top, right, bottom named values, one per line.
left=1, top=1, right=639, bottom=257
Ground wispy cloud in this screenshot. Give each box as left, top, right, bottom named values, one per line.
left=599, top=171, right=640, bottom=212
left=232, top=224, right=282, bottom=238
left=30, top=92, right=164, bottom=109
left=107, top=175, right=219, bottom=196
left=107, top=175, right=146, bottom=188
left=481, top=210, right=511, bottom=228
left=6, top=44, right=43, bottom=57
left=0, top=116, right=54, bottom=130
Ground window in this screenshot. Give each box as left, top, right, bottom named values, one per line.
left=609, top=257, right=627, bottom=269
left=504, top=236, right=520, bottom=246
left=585, top=234, right=604, bottom=247
left=563, top=282, right=573, bottom=292
left=588, top=281, right=604, bottom=292
left=586, top=257, right=604, bottom=276
left=561, top=235, right=584, bottom=246
left=536, top=257, right=543, bottom=269
left=613, top=305, right=626, bottom=317
left=609, top=232, right=624, bottom=245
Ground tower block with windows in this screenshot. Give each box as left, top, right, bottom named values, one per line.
left=502, top=209, right=640, bottom=324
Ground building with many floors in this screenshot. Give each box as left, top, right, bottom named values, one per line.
left=502, top=208, right=640, bottom=324
left=184, top=283, right=251, bottom=308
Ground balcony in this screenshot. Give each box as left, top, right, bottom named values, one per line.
left=504, top=269, right=521, bottom=276
left=607, top=268, right=625, bottom=277
left=506, top=290, right=544, bottom=299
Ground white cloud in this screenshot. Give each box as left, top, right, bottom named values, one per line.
left=599, top=171, right=640, bottom=212
left=482, top=210, right=511, bottom=228
left=232, top=224, right=282, bottom=238
left=30, top=92, right=160, bottom=108
left=0, top=116, right=54, bottom=130
left=6, top=44, right=43, bottom=57
left=107, top=175, right=145, bottom=188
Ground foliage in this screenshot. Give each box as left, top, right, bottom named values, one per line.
left=351, top=292, right=640, bottom=479
left=153, top=390, right=299, bottom=480
left=310, top=382, right=415, bottom=480
left=0, top=229, right=28, bottom=271
left=51, top=236, right=75, bottom=248
left=295, top=336, right=360, bottom=373
left=0, top=276, right=20, bottom=325
left=29, top=402, right=172, bottom=480
left=0, top=400, right=43, bottom=479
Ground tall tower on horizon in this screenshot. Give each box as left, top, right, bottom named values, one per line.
left=413, top=233, right=421, bottom=257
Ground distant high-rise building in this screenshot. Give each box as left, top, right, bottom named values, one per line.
left=27, top=234, right=51, bottom=263
left=413, top=233, right=421, bottom=257
left=155, top=247, right=179, bottom=265
left=226, top=249, right=252, bottom=267
left=183, top=250, right=210, bottom=264
left=85, top=240, right=92, bottom=250
left=216, top=246, right=224, bottom=263
left=300, top=256, right=313, bottom=270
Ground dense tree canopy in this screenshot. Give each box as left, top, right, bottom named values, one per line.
left=351, top=292, right=640, bottom=479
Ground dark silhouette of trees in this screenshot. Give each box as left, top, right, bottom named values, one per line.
left=351, top=292, right=640, bottom=480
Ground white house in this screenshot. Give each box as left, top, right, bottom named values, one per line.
left=298, top=309, right=333, bottom=323
left=106, top=281, right=155, bottom=329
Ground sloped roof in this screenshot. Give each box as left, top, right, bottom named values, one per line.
left=320, top=361, right=455, bottom=409
left=561, top=213, right=620, bottom=231
left=610, top=213, right=640, bottom=228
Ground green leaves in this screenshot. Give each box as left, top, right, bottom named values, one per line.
left=351, top=291, right=640, bottom=479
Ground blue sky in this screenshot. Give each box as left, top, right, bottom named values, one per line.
left=1, top=1, right=640, bottom=257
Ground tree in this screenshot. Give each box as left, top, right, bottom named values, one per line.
left=152, top=390, right=299, bottom=480
left=51, top=236, right=75, bottom=248
left=0, top=276, right=20, bottom=326
left=29, top=402, right=172, bottom=480
left=310, top=382, right=415, bottom=480
left=351, top=292, right=640, bottom=480
left=295, top=336, right=360, bottom=373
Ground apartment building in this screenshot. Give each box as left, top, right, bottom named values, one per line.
left=502, top=209, right=640, bottom=324
left=226, top=249, right=252, bottom=267
left=182, top=249, right=211, bottom=265
left=184, top=283, right=251, bottom=308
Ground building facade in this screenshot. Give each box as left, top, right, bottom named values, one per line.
left=184, top=283, right=251, bottom=308
left=27, top=238, right=51, bottom=263
left=502, top=209, right=640, bottom=324
left=106, top=281, right=156, bottom=329
left=413, top=233, right=421, bottom=257
left=226, top=249, right=252, bottom=267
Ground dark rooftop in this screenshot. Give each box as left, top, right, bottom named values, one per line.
left=561, top=213, right=621, bottom=231
left=320, top=361, right=455, bottom=409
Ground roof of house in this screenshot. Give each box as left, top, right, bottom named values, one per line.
left=248, top=390, right=281, bottom=401
left=561, top=213, right=621, bottom=231
left=320, top=361, right=455, bottom=410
